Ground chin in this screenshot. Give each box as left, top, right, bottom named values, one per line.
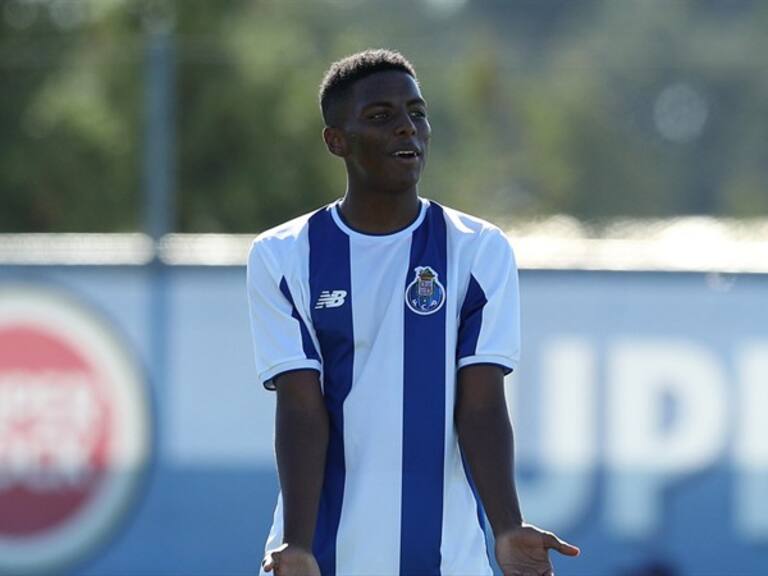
left=389, top=170, right=423, bottom=192
left=385, top=181, right=420, bottom=195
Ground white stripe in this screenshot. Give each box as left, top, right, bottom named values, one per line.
left=440, top=231, right=492, bottom=575
left=335, top=237, right=410, bottom=575
left=260, top=493, right=283, bottom=576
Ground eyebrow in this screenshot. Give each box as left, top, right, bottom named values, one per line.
left=362, top=97, right=427, bottom=110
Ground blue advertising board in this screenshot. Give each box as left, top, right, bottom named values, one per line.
left=0, top=263, right=766, bottom=575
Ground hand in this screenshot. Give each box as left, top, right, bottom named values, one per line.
left=262, top=543, right=320, bottom=576
left=495, top=523, right=580, bottom=576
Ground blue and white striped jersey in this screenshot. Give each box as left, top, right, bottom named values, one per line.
left=247, top=198, right=520, bottom=576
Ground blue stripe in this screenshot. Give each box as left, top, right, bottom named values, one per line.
left=457, top=274, right=487, bottom=361
left=279, top=277, right=320, bottom=362
left=308, top=207, right=354, bottom=576
left=400, top=202, right=447, bottom=575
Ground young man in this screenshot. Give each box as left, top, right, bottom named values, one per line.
left=247, top=49, right=580, bottom=576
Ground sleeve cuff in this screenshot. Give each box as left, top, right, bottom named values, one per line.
left=259, top=358, right=322, bottom=390
left=457, top=354, right=518, bottom=375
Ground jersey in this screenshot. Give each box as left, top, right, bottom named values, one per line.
left=247, top=198, right=521, bottom=576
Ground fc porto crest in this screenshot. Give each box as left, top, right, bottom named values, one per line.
left=405, top=266, right=446, bottom=315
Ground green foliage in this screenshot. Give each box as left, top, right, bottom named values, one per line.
left=1, top=0, right=766, bottom=232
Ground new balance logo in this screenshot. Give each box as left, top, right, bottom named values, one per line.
left=315, top=290, right=347, bottom=309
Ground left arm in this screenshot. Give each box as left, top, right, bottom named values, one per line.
left=456, top=363, right=523, bottom=534
left=456, top=364, right=580, bottom=576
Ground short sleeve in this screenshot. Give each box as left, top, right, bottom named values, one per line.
left=247, top=241, right=322, bottom=390
left=456, top=228, right=520, bottom=374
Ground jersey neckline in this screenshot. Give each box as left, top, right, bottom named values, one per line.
left=330, top=197, right=429, bottom=241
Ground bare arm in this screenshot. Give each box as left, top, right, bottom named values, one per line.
left=456, top=364, right=579, bottom=576
left=455, top=363, right=523, bottom=535
left=263, top=370, right=327, bottom=575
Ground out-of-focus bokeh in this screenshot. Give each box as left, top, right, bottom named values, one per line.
left=1, top=0, right=767, bottom=574
left=4, top=0, right=768, bottom=232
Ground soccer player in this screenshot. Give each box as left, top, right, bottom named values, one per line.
left=247, top=49, right=580, bottom=576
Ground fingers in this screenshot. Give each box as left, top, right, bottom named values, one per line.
left=543, top=532, right=581, bottom=557
left=262, top=551, right=280, bottom=573
left=501, top=557, right=554, bottom=576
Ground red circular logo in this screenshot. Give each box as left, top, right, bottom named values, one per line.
left=0, top=287, right=149, bottom=573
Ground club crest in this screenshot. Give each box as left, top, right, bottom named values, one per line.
left=405, top=266, right=446, bottom=315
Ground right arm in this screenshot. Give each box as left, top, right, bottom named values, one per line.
left=263, top=369, right=328, bottom=575
left=246, top=241, right=326, bottom=574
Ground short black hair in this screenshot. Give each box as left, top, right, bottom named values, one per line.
left=319, top=49, right=418, bottom=126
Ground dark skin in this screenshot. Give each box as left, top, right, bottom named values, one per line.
left=263, top=70, right=580, bottom=576
left=322, top=69, right=428, bottom=233
left=264, top=371, right=326, bottom=576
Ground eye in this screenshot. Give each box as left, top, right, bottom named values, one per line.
left=368, top=111, right=389, bottom=121
left=409, top=109, right=427, bottom=119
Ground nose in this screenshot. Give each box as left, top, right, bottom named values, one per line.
left=395, top=111, right=417, bottom=137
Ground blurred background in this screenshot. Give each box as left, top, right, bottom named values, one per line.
left=0, top=0, right=767, bottom=574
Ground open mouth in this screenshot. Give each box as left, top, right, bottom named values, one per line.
left=391, top=150, right=420, bottom=160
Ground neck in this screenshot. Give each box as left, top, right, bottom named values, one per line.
left=339, top=188, right=420, bottom=235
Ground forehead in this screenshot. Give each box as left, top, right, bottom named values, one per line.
left=349, top=70, right=425, bottom=110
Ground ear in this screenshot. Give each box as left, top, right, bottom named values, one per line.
left=323, top=127, right=347, bottom=157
